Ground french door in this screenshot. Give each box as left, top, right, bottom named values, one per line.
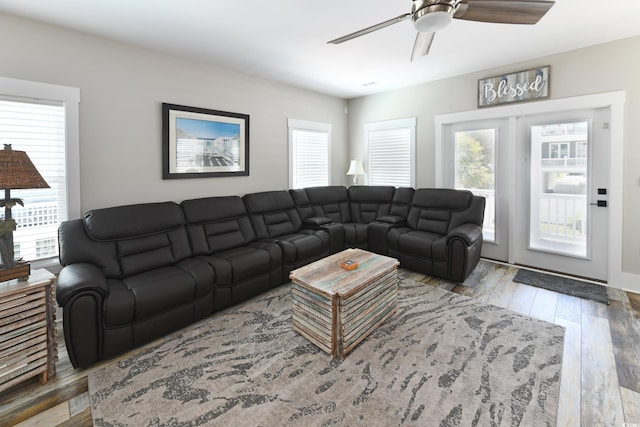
left=514, top=108, right=609, bottom=281
left=445, top=119, right=510, bottom=262
left=443, top=108, right=610, bottom=281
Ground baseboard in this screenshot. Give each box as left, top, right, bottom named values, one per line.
left=611, top=271, right=640, bottom=294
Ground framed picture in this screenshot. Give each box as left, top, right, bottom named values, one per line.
left=478, top=65, right=550, bottom=108
left=162, top=103, right=249, bottom=179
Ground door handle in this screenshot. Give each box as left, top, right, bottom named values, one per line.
left=590, top=200, right=607, bottom=207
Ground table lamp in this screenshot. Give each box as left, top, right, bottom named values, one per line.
left=346, top=160, right=365, bottom=185
left=0, top=144, right=49, bottom=280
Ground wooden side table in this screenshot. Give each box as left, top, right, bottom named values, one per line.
left=0, top=269, right=57, bottom=393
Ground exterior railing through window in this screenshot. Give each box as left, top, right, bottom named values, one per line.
left=467, top=189, right=586, bottom=248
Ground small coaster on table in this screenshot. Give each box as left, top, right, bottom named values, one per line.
left=340, top=259, right=358, bottom=270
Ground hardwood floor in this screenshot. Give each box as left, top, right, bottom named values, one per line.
left=1, top=259, right=639, bottom=426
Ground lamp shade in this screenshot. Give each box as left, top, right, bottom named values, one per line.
left=0, top=144, right=49, bottom=190
left=346, top=160, right=365, bottom=176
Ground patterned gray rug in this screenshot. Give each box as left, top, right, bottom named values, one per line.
left=89, top=276, right=565, bottom=426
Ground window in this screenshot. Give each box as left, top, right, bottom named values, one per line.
left=576, top=141, right=588, bottom=158
left=288, top=119, right=331, bottom=189
left=364, top=118, right=415, bottom=187
left=36, top=237, right=58, bottom=259
left=0, top=77, right=80, bottom=266
left=549, top=142, right=569, bottom=159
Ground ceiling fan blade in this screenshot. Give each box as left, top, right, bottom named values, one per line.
left=411, top=32, right=435, bottom=61
left=328, top=13, right=411, bottom=44
left=455, top=0, right=555, bottom=25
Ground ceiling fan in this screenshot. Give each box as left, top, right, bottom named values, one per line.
left=327, top=0, right=555, bottom=61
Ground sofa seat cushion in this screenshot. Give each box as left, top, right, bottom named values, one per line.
left=104, top=265, right=206, bottom=327
left=198, top=246, right=272, bottom=286
left=390, top=230, right=447, bottom=260
left=277, top=231, right=329, bottom=264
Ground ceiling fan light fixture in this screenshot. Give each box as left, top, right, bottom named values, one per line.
left=412, top=5, right=454, bottom=33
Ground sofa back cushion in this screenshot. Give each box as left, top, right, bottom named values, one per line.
left=243, top=190, right=303, bottom=239
left=348, top=186, right=395, bottom=223
left=289, top=189, right=314, bottom=220
left=389, top=187, right=415, bottom=218
left=181, top=196, right=256, bottom=255
left=303, top=186, right=350, bottom=223
left=73, top=202, right=190, bottom=278
left=407, top=189, right=473, bottom=235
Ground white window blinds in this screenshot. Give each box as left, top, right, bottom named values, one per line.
left=288, top=119, right=331, bottom=189
left=365, top=117, right=416, bottom=187
left=0, top=99, right=67, bottom=262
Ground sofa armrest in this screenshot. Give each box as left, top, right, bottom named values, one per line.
left=303, top=216, right=335, bottom=227
left=56, top=263, right=108, bottom=307
left=447, top=224, right=484, bottom=283
left=375, top=215, right=406, bottom=226
left=56, top=263, right=108, bottom=368
left=300, top=217, right=344, bottom=254
left=369, top=219, right=405, bottom=255
left=447, top=223, right=483, bottom=246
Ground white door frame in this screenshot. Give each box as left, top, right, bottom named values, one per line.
left=435, top=91, right=633, bottom=291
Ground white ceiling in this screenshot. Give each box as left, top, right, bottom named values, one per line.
left=1, top=0, right=639, bottom=99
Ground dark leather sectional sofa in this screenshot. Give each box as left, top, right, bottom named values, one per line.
left=56, top=186, right=485, bottom=368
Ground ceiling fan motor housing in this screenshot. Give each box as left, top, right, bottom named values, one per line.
left=412, top=0, right=461, bottom=32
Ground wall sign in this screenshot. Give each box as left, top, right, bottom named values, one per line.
left=478, top=65, right=550, bottom=108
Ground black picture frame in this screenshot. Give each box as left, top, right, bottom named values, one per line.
left=162, top=103, right=249, bottom=179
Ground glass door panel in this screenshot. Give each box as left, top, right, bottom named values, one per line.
left=529, top=121, right=588, bottom=258
left=454, top=129, right=496, bottom=242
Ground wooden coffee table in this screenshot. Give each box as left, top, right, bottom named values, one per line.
left=289, top=248, right=399, bottom=358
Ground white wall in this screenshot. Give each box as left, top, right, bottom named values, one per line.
left=347, top=36, right=640, bottom=278
left=2, top=12, right=639, bottom=281
left=0, top=13, right=348, bottom=210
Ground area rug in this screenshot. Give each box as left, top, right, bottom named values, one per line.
left=89, top=276, right=565, bottom=426
left=513, top=268, right=609, bottom=304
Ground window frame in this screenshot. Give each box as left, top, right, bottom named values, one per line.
left=287, top=118, right=332, bottom=189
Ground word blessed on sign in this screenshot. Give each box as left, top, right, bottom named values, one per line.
left=478, top=66, right=550, bottom=108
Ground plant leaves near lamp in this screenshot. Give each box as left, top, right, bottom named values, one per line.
left=0, top=218, right=16, bottom=237
left=0, top=144, right=49, bottom=269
